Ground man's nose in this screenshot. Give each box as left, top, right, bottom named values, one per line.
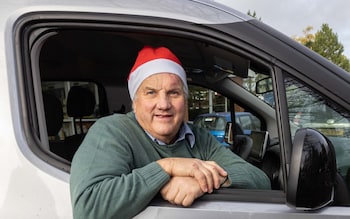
left=157, top=93, right=171, bottom=109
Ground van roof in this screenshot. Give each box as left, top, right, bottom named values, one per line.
left=1, top=0, right=253, bottom=29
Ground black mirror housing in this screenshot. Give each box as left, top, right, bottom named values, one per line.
left=256, top=77, right=273, bottom=94
left=287, top=128, right=336, bottom=210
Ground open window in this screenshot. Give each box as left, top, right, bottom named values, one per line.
left=42, top=81, right=105, bottom=161
left=31, top=29, right=266, bottom=165
left=17, top=13, right=282, bottom=201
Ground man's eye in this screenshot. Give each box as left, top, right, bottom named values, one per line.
left=146, top=90, right=155, bottom=95
left=169, top=90, right=180, bottom=96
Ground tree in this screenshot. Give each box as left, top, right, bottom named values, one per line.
left=247, top=10, right=261, bottom=21
left=293, top=26, right=314, bottom=48
left=294, top=24, right=350, bottom=72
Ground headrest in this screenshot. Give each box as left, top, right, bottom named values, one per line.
left=67, top=86, right=96, bottom=118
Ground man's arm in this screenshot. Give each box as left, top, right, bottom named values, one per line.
left=160, top=173, right=229, bottom=207
left=70, top=118, right=170, bottom=219
left=196, top=128, right=271, bottom=190
left=160, top=176, right=204, bottom=206
left=157, top=157, right=228, bottom=193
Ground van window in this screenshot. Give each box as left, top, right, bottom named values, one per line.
left=42, top=81, right=103, bottom=161
left=188, top=85, right=230, bottom=121
left=238, top=114, right=258, bottom=131
left=42, top=81, right=101, bottom=137
left=284, top=75, right=350, bottom=194
left=20, top=18, right=280, bottom=197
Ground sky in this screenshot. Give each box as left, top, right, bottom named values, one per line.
left=215, top=0, right=350, bottom=58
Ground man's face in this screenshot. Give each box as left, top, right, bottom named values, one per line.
left=133, top=73, right=186, bottom=144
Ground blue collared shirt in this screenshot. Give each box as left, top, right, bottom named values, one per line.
left=146, top=123, right=195, bottom=148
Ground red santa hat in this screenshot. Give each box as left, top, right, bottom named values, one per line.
left=128, top=46, right=188, bottom=100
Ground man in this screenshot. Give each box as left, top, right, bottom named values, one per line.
left=70, top=46, right=270, bottom=219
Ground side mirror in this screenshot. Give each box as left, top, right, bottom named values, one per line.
left=287, top=128, right=336, bottom=210
left=256, top=77, right=273, bottom=94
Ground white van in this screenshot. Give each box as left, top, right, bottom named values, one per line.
left=1, top=0, right=350, bottom=218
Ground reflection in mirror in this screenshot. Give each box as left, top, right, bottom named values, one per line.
left=256, top=77, right=273, bottom=94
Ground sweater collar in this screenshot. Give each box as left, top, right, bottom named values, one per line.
left=128, top=112, right=195, bottom=147
left=146, top=123, right=195, bottom=148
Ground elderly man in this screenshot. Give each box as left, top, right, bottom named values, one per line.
left=70, top=46, right=270, bottom=219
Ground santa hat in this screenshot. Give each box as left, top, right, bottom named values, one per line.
left=128, top=46, right=188, bottom=100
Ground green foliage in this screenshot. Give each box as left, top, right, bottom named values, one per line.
left=294, top=24, right=350, bottom=72
left=247, top=10, right=262, bottom=21
left=339, top=55, right=350, bottom=71
left=293, top=26, right=314, bottom=47
left=312, top=24, right=344, bottom=64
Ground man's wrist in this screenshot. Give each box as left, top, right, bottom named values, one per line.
left=157, top=158, right=173, bottom=176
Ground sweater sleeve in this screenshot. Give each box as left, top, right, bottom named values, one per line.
left=70, top=116, right=170, bottom=219
left=193, top=127, right=271, bottom=190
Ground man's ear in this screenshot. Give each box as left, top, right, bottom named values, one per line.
left=131, top=100, right=136, bottom=112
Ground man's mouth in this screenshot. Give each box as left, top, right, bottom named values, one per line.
left=155, top=114, right=173, bottom=119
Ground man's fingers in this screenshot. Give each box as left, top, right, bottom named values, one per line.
left=174, top=190, right=187, bottom=205
left=205, top=161, right=228, bottom=176
left=191, top=162, right=208, bottom=192
left=182, top=195, right=195, bottom=207
left=161, top=186, right=176, bottom=203
left=205, top=162, right=227, bottom=189
left=192, top=161, right=224, bottom=193
left=160, top=158, right=227, bottom=192
left=161, top=177, right=204, bottom=207
left=192, top=169, right=210, bottom=192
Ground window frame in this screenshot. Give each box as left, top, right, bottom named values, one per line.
left=14, top=11, right=287, bottom=203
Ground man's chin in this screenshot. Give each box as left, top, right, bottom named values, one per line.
left=154, top=129, right=174, bottom=137
left=153, top=127, right=177, bottom=138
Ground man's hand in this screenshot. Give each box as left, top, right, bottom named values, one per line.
left=157, top=158, right=228, bottom=193
left=160, top=176, right=204, bottom=207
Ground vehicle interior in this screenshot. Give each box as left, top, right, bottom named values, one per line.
left=37, top=29, right=281, bottom=188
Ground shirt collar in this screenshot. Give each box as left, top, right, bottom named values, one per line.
left=146, top=123, right=195, bottom=148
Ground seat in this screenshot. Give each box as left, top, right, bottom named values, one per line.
left=231, top=135, right=253, bottom=160
left=43, top=92, right=67, bottom=158
left=43, top=92, right=63, bottom=138
left=230, top=123, right=253, bottom=160
left=64, top=86, right=96, bottom=161
left=261, top=145, right=282, bottom=190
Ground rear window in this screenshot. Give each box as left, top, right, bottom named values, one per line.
left=194, top=116, right=227, bottom=131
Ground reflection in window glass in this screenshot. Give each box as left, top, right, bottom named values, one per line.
left=188, top=85, right=229, bottom=121
left=238, top=115, right=252, bottom=130
left=284, top=75, right=350, bottom=190
left=195, top=116, right=227, bottom=131
left=42, top=81, right=100, bottom=138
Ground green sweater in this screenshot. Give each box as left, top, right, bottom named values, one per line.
left=70, top=112, right=270, bottom=219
